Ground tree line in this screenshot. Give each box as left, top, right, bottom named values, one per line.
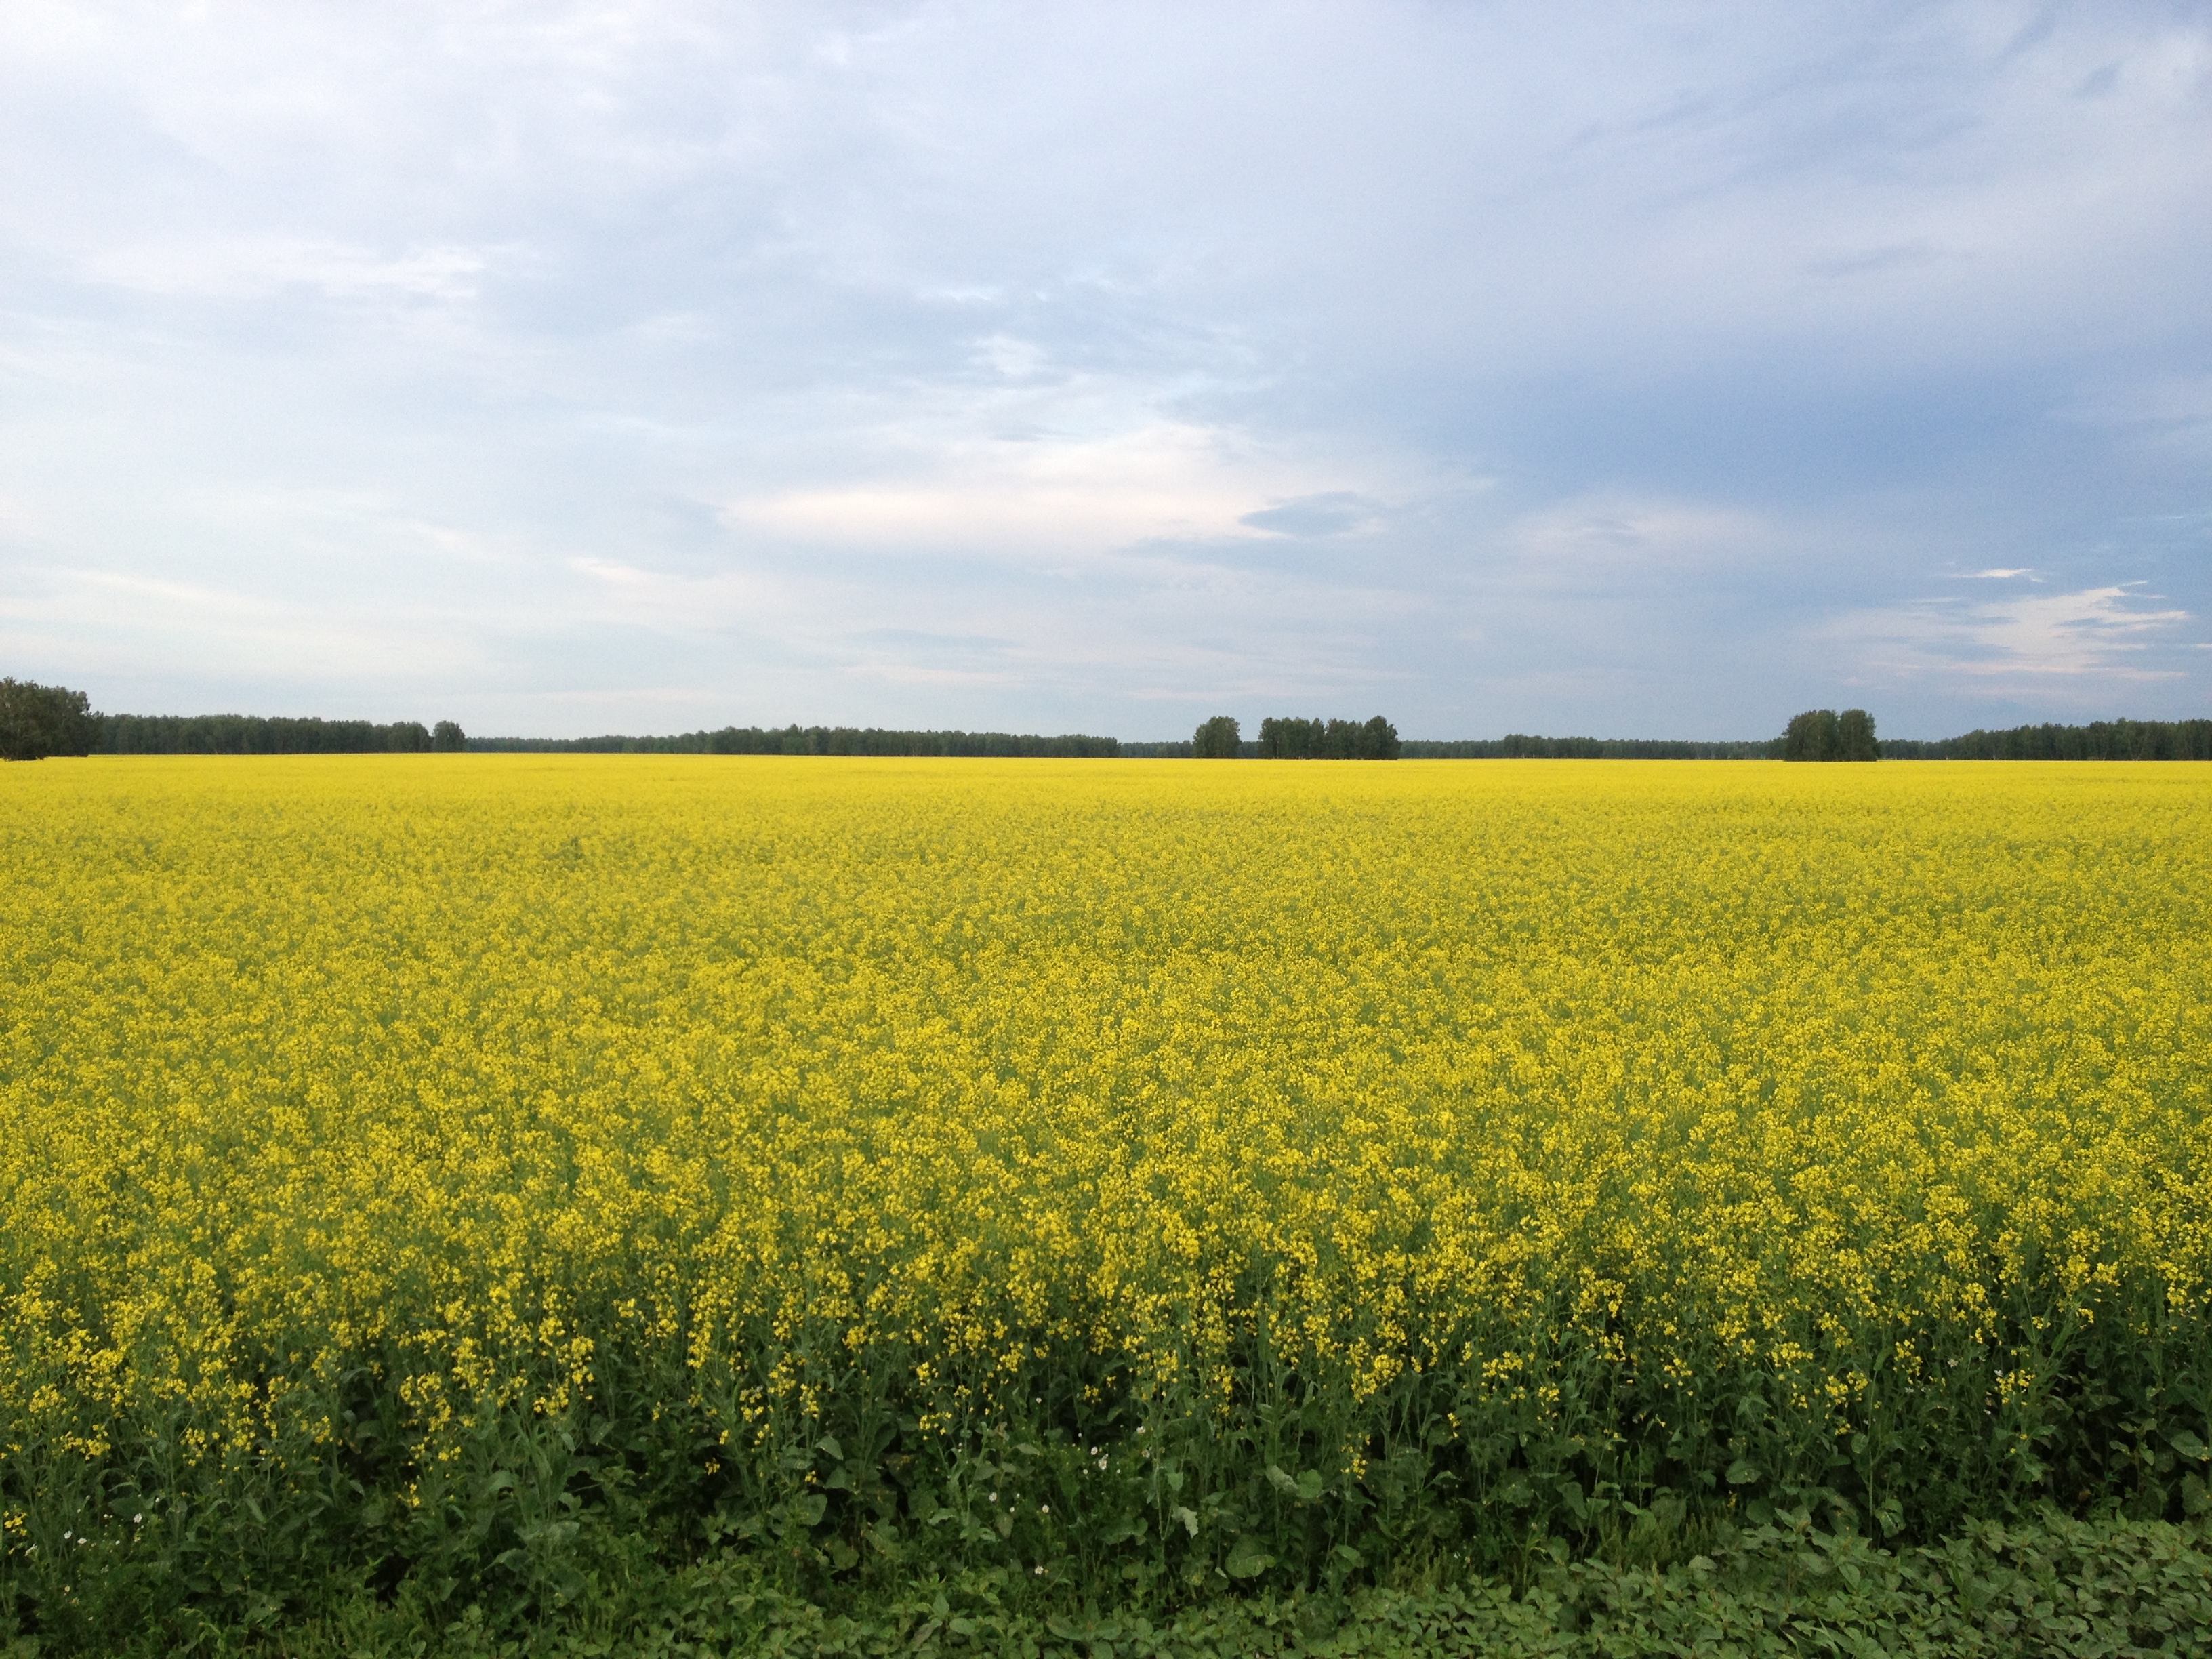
left=1781, top=708, right=1879, bottom=762
left=7, top=678, right=2209, bottom=763
left=98, top=714, right=468, bottom=755
left=1404, top=736, right=1772, bottom=759
left=1881, top=718, right=2212, bottom=761
left=1778, top=711, right=2212, bottom=761
left=471, top=726, right=1122, bottom=757
left=1190, top=716, right=1402, bottom=758
left=0, top=683, right=470, bottom=759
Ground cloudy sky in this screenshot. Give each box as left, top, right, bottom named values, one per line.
left=3, top=1, right=2208, bottom=740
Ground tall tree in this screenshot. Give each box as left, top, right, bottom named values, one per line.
left=1782, top=709, right=1843, bottom=762
left=1258, top=716, right=1322, bottom=758
left=1192, top=715, right=1242, bottom=758
left=0, top=678, right=98, bottom=760
left=1837, top=708, right=1877, bottom=762
left=1355, top=716, right=1401, bottom=759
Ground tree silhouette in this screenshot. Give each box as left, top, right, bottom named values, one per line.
left=1783, top=709, right=1877, bottom=761
left=1355, top=715, right=1401, bottom=759
left=0, top=678, right=98, bottom=761
left=1192, top=715, right=1242, bottom=758
left=1258, top=715, right=1398, bottom=758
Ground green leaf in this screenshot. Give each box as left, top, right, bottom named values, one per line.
left=1100, top=1513, right=1147, bottom=1545
left=1223, top=1534, right=1276, bottom=1580
left=1726, top=1458, right=1762, bottom=1486
left=1265, top=1464, right=1299, bottom=1495
left=1296, top=1469, right=1326, bottom=1502
left=1170, top=1504, right=1200, bottom=1538
left=2169, top=1428, right=2209, bottom=1462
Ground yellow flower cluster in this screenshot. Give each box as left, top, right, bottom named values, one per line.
left=1, top=756, right=2207, bottom=1501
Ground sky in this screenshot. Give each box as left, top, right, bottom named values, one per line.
left=3, top=1, right=2209, bottom=741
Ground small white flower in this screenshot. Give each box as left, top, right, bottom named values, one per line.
left=134, top=1514, right=143, bottom=1524
left=1039, top=1504, right=1049, bottom=1515
left=1033, top=1564, right=1044, bottom=1575
left=989, top=1492, right=997, bottom=1503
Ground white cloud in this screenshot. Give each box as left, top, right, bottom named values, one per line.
left=1832, top=583, right=2196, bottom=684
left=722, top=421, right=1293, bottom=555
left=0, top=561, right=481, bottom=684
left=716, top=374, right=1428, bottom=564
left=79, top=237, right=500, bottom=304
left=1, top=1, right=2208, bottom=735
left=567, top=555, right=797, bottom=634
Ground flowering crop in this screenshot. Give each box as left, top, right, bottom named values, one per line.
left=2, top=756, right=2209, bottom=1635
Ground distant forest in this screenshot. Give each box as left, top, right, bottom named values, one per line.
left=1881, top=718, right=2212, bottom=761
left=1403, top=737, right=1771, bottom=759
left=98, top=713, right=468, bottom=755
left=469, top=726, right=1122, bottom=757
left=3, top=678, right=2209, bottom=762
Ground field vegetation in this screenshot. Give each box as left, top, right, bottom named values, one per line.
left=2, top=757, right=2209, bottom=1652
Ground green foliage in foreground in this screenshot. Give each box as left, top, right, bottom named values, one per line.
left=9, top=1511, right=2209, bottom=1658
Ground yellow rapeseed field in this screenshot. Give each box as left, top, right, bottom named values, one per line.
left=3, top=755, right=2209, bottom=1584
